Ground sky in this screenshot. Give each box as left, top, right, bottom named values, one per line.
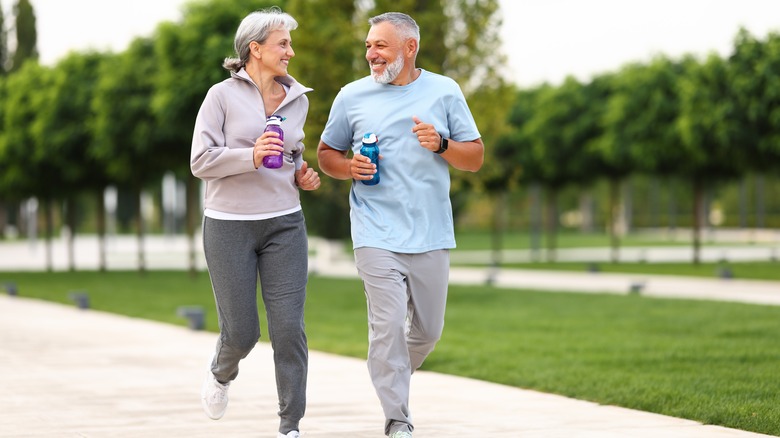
left=5, top=0, right=780, bottom=87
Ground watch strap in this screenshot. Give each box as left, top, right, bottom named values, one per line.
left=435, top=137, right=449, bottom=154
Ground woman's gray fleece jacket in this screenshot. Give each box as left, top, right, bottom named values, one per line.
left=190, top=68, right=313, bottom=215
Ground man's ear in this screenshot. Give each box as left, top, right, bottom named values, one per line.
left=406, top=38, right=418, bottom=58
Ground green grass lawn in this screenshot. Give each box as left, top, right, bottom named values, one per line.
left=452, top=229, right=780, bottom=250
left=488, top=261, right=780, bottom=281
left=2, top=271, right=779, bottom=436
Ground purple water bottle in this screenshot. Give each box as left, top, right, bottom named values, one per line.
left=360, top=133, right=379, bottom=185
left=262, top=115, right=284, bottom=169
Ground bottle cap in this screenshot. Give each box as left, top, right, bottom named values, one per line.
left=363, top=133, right=377, bottom=143
left=267, top=115, right=285, bottom=125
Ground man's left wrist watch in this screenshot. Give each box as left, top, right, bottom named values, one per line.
left=435, top=136, right=449, bottom=154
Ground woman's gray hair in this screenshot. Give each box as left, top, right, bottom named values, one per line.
left=223, top=7, right=298, bottom=72
left=368, top=12, right=420, bottom=54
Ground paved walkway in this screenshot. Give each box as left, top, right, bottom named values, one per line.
left=0, top=294, right=774, bottom=438
left=1, top=235, right=779, bottom=437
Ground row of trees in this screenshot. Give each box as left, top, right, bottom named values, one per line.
left=495, top=29, right=780, bottom=263
left=0, top=0, right=36, bottom=73
left=0, top=0, right=511, bottom=272
left=1, top=0, right=778, bottom=271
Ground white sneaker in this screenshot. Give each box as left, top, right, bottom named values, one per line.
left=389, top=432, right=412, bottom=438
left=201, top=358, right=230, bottom=420
left=278, top=431, right=301, bottom=438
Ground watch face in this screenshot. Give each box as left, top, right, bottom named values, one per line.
left=436, top=137, right=448, bottom=154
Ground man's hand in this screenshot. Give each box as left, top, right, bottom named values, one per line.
left=350, top=153, right=378, bottom=181
left=412, top=116, right=442, bottom=152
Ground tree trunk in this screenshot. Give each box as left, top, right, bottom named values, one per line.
left=668, top=178, right=677, bottom=235
left=544, top=187, right=558, bottom=263
left=739, top=177, right=747, bottom=228
left=135, top=188, right=146, bottom=274
left=609, top=178, right=620, bottom=263
left=44, top=198, right=54, bottom=272
left=579, top=190, right=594, bottom=233
left=756, top=174, right=765, bottom=229
left=0, top=201, right=6, bottom=239
left=529, top=183, right=542, bottom=262
left=96, top=188, right=107, bottom=272
left=491, top=190, right=507, bottom=268
left=621, top=178, right=633, bottom=235
left=692, top=179, right=703, bottom=265
left=66, top=195, right=77, bottom=271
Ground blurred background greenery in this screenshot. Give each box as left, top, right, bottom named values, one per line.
left=0, top=0, right=779, bottom=273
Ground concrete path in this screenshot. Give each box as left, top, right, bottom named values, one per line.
left=0, top=294, right=774, bottom=438
left=1, top=235, right=779, bottom=437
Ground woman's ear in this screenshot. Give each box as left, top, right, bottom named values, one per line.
left=249, top=41, right=262, bottom=59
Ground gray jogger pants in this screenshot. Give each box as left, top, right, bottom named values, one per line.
left=203, top=212, right=308, bottom=433
left=354, top=247, right=450, bottom=436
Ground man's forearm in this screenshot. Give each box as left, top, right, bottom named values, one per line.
left=317, top=141, right=353, bottom=180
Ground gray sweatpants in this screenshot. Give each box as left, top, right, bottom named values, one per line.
left=354, top=247, right=450, bottom=436
left=203, top=212, right=308, bottom=434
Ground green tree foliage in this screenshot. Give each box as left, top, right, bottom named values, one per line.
left=601, top=57, right=686, bottom=176
left=469, top=82, right=517, bottom=194
left=153, top=0, right=281, bottom=267
left=1, top=61, right=51, bottom=199
left=368, top=0, right=504, bottom=92
left=10, top=0, right=37, bottom=72
left=39, top=53, right=105, bottom=195
left=153, top=0, right=272, bottom=153
left=286, top=0, right=359, bottom=239
left=597, top=59, right=687, bottom=261
left=92, top=40, right=169, bottom=272
left=369, top=0, right=447, bottom=73
left=287, top=0, right=506, bottom=238
left=729, top=28, right=780, bottom=173
left=92, top=40, right=167, bottom=186
left=37, top=52, right=106, bottom=269
left=0, top=3, right=8, bottom=74
left=677, top=54, right=745, bottom=263
left=2, top=61, right=56, bottom=268
left=677, top=54, right=744, bottom=180
left=367, top=0, right=507, bottom=191
left=516, top=78, right=605, bottom=260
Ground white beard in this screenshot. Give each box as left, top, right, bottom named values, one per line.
left=371, top=55, right=405, bottom=84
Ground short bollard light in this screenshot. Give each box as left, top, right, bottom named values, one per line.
left=718, top=266, right=733, bottom=279
left=68, top=291, right=90, bottom=309
left=177, top=306, right=205, bottom=331
left=629, top=281, right=645, bottom=295
left=5, top=282, right=17, bottom=296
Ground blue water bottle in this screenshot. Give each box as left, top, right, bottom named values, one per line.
left=360, top=133, right=379, bottom=185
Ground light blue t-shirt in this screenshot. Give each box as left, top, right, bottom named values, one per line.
left=320, top=69, right=481, bottom=253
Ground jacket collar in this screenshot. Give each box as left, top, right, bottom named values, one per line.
left=232, top=68, right=313, bottom=106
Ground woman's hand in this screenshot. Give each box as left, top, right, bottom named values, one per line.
left=253, top=131, right=285, bottom=168
left=295, top=161, right=321, bottom=191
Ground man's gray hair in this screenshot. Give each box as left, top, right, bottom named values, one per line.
left=368, top=12, right=420, bottom=54
left=223, top=7, right=298, bottom=73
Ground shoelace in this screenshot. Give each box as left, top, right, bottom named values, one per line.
left=206, top=380, right=228, bottom=403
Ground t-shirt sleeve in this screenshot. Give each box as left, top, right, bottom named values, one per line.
left=447, top=84, right=481, bottom=142
left=320, top=90, right=353, bottom=152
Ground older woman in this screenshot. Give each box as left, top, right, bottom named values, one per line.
left=190, top=7, right=319, bottom=438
